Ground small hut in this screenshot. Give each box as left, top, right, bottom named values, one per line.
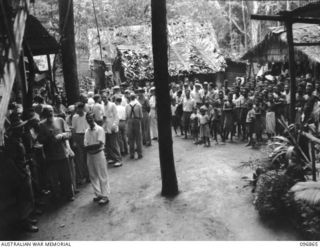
left=241, top=2, right=320, bottom=80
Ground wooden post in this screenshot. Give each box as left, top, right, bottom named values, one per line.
left=285, top=20, right=296, bottom=124
left=19, top=51, right=29, bottom=113
left=22, top=42, right=35, bottom=114
left=151, top=0, right=179, bottom=197
left=46, top=54, right=56, bottom=104
left=311, top=141, right=317, bottom=181
left=58, top=0, right=80, bottom=105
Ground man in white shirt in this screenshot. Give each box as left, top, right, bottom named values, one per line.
left=191, top=83, right=203, bottom=106
left=87, top=91, right=95, bottom=111
left=71, top=102, right=89, bottom=183
left=84, top=112, right=110, bottom=205
left=115, top=97, right=128, bottom=156
left=102, top=93, right=122, bottom=167
left=182, top=89, right=195, bottom=139
left=149, top=87, right=158, bottom=140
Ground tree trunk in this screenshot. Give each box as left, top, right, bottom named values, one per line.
left=58, top=0, right=80, bottom=105
left=151, top=0, right=179, bottom=197
left=228, top=0, right=233, bottom=52
left=250, top=1, right=260, bottom=46
left=242, top=0, right=247, bottom=51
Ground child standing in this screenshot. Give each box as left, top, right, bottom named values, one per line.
left=246, top=102, right=255, bottom=147
left=190, top=107, right=199, bottom=144
left=199, top=106, right=211, bottom=147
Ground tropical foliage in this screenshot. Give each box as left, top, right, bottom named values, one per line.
left=33, top=0, right=317, bottom=59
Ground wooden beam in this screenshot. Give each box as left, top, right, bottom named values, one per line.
left=286, top=21, right=296, bottom=124
left=293, top=42, right=320, bottom=46
left=251, top=14, right=320, bottom=24
left=251, top=14, right=284, bottom=21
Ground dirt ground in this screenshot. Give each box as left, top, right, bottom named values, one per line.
left=18, top=136, right=298, bottom=241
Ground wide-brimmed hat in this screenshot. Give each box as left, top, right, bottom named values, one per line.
left=200, top=105, right=207, bottom=111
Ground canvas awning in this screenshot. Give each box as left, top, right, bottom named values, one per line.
left=24, top=15, right=60, bottom=56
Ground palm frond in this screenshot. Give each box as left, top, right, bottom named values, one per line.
left=271, top=151, right=286, bottom=164
left=286, top=146, right=295, bottom=160
left=272, top=136, right=290, bottom=143
left=290, top=181, right=320, bottom=205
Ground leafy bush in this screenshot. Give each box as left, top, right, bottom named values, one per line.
left=254, top=170, right=295, bottom=217
left=285, top=192, right=320, bottom=240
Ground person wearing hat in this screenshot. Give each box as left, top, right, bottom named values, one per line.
left=111, top=85, right=122, bottom=103
left=84, top=112, right=110, bottom=205
left=4, top=114, right=39, bottom=232
left=149, top=87, right=158, bottom=140
left=125, top=93, right=143, bottom=159
left=138, top=87, right=151, bottom=146
left=37, top=105, right=74, bottom=202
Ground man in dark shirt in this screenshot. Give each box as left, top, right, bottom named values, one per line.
left=38, top=106, right=74, bottom=201
left=5, top=114, right=38, bottom=232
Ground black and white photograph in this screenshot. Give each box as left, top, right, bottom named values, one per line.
left=0, top=0, right=320, bottom=243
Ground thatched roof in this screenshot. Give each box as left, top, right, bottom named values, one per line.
left=88, top=21, right=226, bottom=80
left=241, top=23, right=320, bottom=64
left=282, top=1, right=320, bottom=18
left=24, top=15, right=60, bottom=56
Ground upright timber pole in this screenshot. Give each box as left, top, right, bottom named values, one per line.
left=59, top=0, right=80, bottom=104
left=151, top=0, right=179, bottom=197
left=285, top=20, right=296, bottom=123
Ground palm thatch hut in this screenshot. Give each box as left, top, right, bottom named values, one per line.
left=88, top=21, right=228, bottom=86
left=241, top=1, right=320, bottom=79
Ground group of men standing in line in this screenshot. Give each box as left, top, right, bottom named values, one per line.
left=2, top=82, right=162, bottom=233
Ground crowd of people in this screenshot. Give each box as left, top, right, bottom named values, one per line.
left=169, top=74, right=319, bottom=147
left=2, top=71, right=319, bottom=234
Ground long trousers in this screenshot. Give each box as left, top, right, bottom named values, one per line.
left=127, top=118, right=142, bottom=156
left=87, top=151, right=110, bottom=198
left=47, top=158, right=74, bottom=199
left=105, top=132, right=122, bottom=162
left=73, top=133, right=89, bottom=182
left=182, top=111, right=192, bottom=137
left=150, top=110, right=158, bottom=139
left=118, top=120, right=128, bottom=154
left=141, top=112, right=151, bottom=145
